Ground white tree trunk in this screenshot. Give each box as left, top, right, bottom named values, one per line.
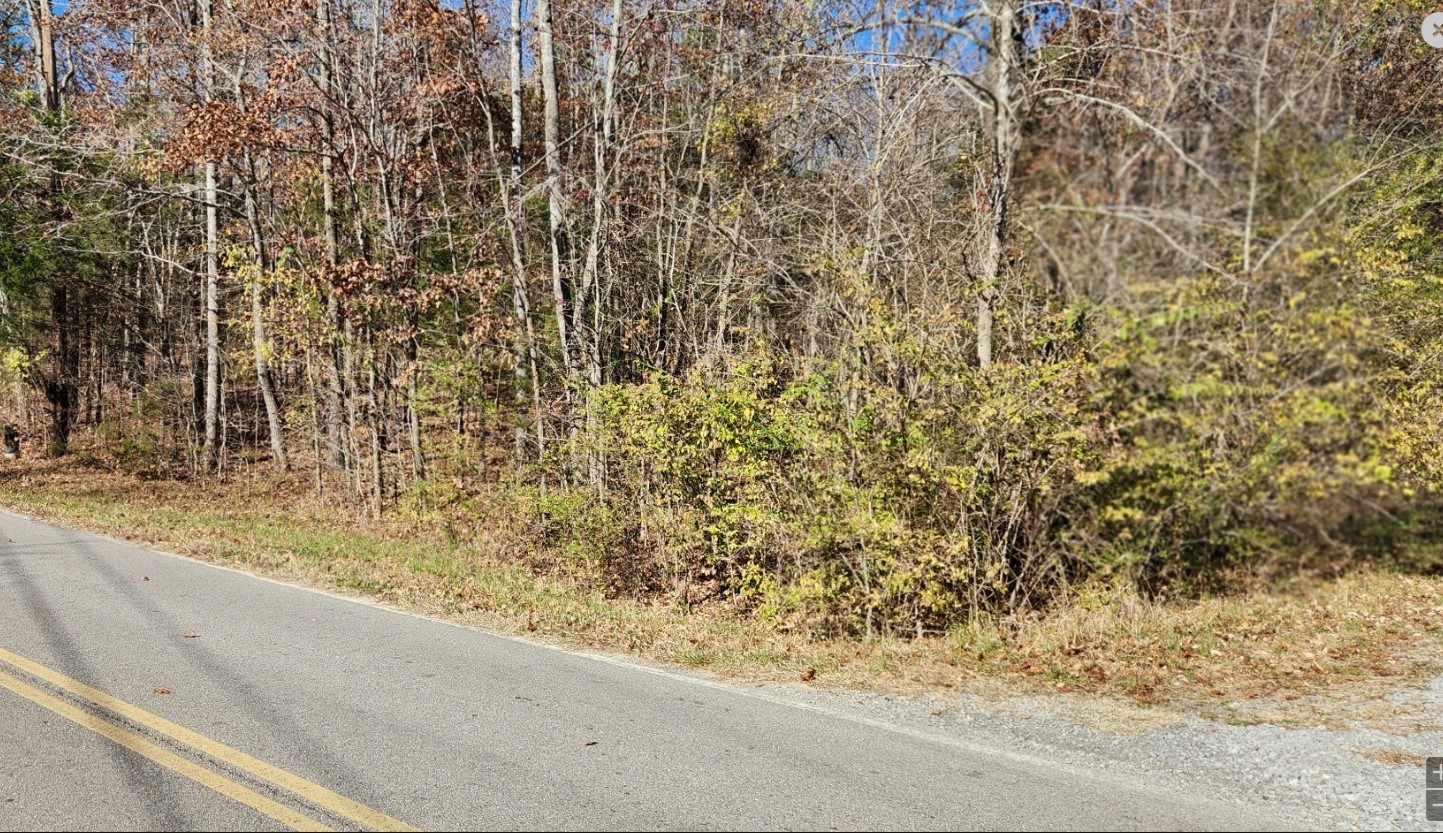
left=200, top=0, right=221, bottom=469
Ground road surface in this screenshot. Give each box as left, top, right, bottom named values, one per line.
left=0, top=508, right=1286, bottom=831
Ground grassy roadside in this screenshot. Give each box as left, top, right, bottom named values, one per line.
left=2, top=455, right=1440, bottom=726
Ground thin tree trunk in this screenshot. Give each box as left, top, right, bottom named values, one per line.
left=367, top=341, right=382, bottom=516
left=576, top=0, right=623, bottom=391
left=1242, top=4, right=1278, bottom=275
left=242, top=154, right=288, bottom=472
left=318, top=0, right=348, bottom=473
left=506, top=0, right=536, bottom=466
left=407, top=375, right=423, bottom=477
left=303, top=347, right=323, bottom=491
left=575, top=0, right=624, bottom=487
left=46, top=285, right=72, bottom=457
left=536, top=0, right=574, bottom=379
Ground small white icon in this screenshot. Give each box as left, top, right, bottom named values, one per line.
left=1436, top=760, right=1443, bottom=782
left=1424, top=12, right=1443, bottom=49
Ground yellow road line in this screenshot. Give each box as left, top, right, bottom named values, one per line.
left=0, top=666, right=333, bottom=832
left=0, top=647, right=418, bottom=832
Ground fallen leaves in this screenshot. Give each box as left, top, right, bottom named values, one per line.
left=152, top=687, right=173, bottom=695
left=183, top=630, right=198, bottom=639
left=799, top=667, right=816, bottom=682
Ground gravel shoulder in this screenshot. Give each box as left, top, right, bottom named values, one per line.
left=755, top=673, right=1443, bottom=831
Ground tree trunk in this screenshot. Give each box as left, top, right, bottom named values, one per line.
left=977, top=0, right=1023, bottom=370
left=576, top=0, right=623, bottom=392
left=200, top=0, right=221, bottom=470
left=28, top=0, right=73, bottom=456
left=318, top=0, right=348, bottom=474
left=367, top=342, right=383, bottom=516
left=406, top=329, right=424, bottom=479
left=45, top=286, right=73, bottom=457
left=576, top=0, right=624, bottom=487
left=506, top=0, right=537, bottom=466
left=24, top=0, right=57, bottom=111
left=536, top=0, right=574, bottom=380
left=242, top=153, right=288, bottom=472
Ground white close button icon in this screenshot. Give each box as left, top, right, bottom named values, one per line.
left=1425, top=12, right=1443, bottom=48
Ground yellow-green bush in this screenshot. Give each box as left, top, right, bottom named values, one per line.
left=529, top=256, right=1432, bottom=636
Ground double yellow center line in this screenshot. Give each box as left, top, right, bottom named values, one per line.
left=0, top=646, right=418, bottom=832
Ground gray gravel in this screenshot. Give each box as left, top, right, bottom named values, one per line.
left=749, top=672, right=1443, bottom=831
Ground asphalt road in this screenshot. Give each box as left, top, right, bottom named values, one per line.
left=0, top=507, right=1288, bottom=831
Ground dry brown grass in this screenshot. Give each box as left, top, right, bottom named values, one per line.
left=1352, top=747, right=1427, bottom=766
left=1, top=454, right=1440, bottom=728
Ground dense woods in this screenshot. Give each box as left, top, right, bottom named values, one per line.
left=2, top=0, right=1441, bottom=636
